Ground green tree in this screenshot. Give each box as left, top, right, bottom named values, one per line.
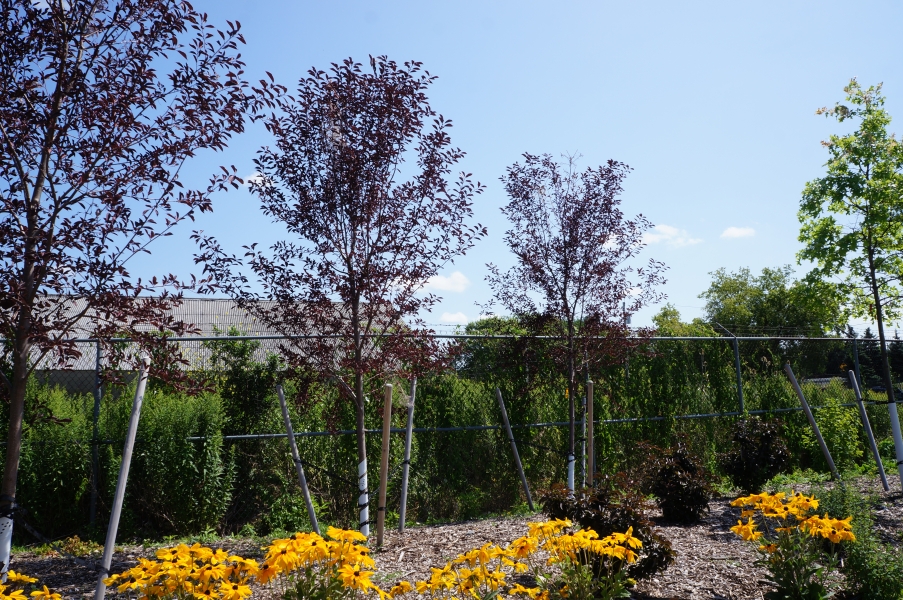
left=652, top=304, right=716, bottom=337
left=798, top=79, right=903, bottom=480
left=699, top=266, right=843, bottom=336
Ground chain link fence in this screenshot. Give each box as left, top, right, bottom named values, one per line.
left=6, top=333, right=902, bottom=541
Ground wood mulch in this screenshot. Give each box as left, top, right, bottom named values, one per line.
left=10, top=475, right=902, bottom=600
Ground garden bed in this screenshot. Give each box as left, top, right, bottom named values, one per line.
left=10, top=475, right=901, bottom=599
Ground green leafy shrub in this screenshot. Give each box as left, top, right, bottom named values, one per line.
left=815, top=484, right=903, bottom=600
left=720, top=417, right=790, bottom=492
left=101, top=389, right=232, bottom=536
left=639, top=437, right=716, bottom=523
left=539, top=474, right=675, bottom=580
left=15, top=383, right=92, bottom=539
left=878, top=438, right=898, bottom=473
left=203, top=330, right=295, bottom=533
left=803, top=396, right=863, bottom=472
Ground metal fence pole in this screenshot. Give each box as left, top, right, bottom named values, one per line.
left=376, top=384, right=392, bottom=546
left=90, top=340, right=102, bottom=527
left=784, top=364, right=839, bottom=480
left=732, top=337, right=744, bottom=414
left=496, top=388, right=534, bottom=511
left=398, top=378, right=416, bottom=532
left=95, top=356, right=150, bottom=600
left=277, top=385, right=319, bottom=535
left=852, top=339, right=862, bottom=387
left=848, top=371, right=890, bottom=491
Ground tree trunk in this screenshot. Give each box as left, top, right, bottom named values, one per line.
left=350, top=291, right=369, bottom=536
left=1, top=348, right=27, bottom=508
left=867, top=251, right=903, bottom=485
left=354, top=369, right=368, bottom=536
left=0, top=333, right=29, bottom=575
left=567, top=319, right=576, bottom=491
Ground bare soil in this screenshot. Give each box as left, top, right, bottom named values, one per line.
left=11, top=475, right=902, bottom=600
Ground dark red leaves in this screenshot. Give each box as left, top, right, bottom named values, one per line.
left=0, top=0, right=254, bottom=399
left=194, top=55, right=485, bottom=407
left=487, top=153, right=667, bottom=376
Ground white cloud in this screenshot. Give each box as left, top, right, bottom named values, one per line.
left=641, top=224, right=702, bottom=248
left=720, top=226, right=756, bottom=239
left=242, top=172, right=266, bottom=187
left=440, top=312, right=469, bottom=325
left=423, top=271, right=471, bottom=293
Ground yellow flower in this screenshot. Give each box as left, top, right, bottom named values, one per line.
left=6, top=572, right=37, bottom=585
left=191, top=587, right=219, bottom=600
left=337, top=563, right=374, bottom=591
left=28, top=587, right=59, bottom=600
left=508, top=583, right=541, bottom=598
left=265, top=540, right=298, bottom=572
left=116, top=577, right=142, bottom=594
left=388, top=581, right=413, bottom=597
left=484, top=568, right=506, bottom=590
left=217, top=582, right=252, bottom=600
left=775, top=526, right=796, bottom=534
left=507, top=536, right=538, bottom=559
left=327, top=526, right=368, bottom=543
left=188, top=543, right=214, bottom=561
left=256, top=560, right=280, bottom=585
left=197, top=563, right=227, bottom=585
left=730, top=517, right=763, bottom=541
left=528, top=519, right=571, bottom=539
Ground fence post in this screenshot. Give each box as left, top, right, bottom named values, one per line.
left=587, top=380, right=594, bottom=485
left=398, top=378, right=416, bottom=532
left=848, top=371, right=890, bottom=491
left=90, top=340, right=102, bottom=527
left=376, top=384, right=392, bottom=546
left=277, top=385, right=319, bottom=535
left=95, top=355, right=150, bottom=600
left=496, top=388, right=534, bottom=511
left=852, top=339, right=862, bottom=386
left=784, top=364, right=839, bottom=480
left=732, top=337, right=744, bottom=414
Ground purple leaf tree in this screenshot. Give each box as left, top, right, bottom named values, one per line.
left=0, top=0, right=253, bottom=568
left=487, top=153, right=666, bottom=487
left=194, top=56, right=486, bottom=533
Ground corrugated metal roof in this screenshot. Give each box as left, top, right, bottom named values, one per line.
left=24, top=297, right=294, bottom=370
left=25, top=297, right=392, bottom=373
left=153, top=297, right=282, bottom=336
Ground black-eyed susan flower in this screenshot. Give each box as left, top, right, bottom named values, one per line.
left=27, top=585, right=61, bottom=600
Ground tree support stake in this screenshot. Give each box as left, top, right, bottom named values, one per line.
left=95, top=356, right=150, bottom=600
left=278, top=385, right=319, bottom=535
left=496, top=388, right=534, bottom=511
left=398, top=378, right=416, bottom=532
left=848, top=371, right=889, bottom=491
left=785, top=364, right=839, bottom=480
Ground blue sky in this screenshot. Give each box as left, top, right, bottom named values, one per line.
left=131, top=0, right=903, bottom=331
